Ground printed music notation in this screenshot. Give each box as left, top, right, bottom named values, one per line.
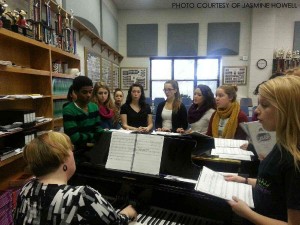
left=105, top=132, right=164, bottom=175
left=195, top=166, right=254, bottom=208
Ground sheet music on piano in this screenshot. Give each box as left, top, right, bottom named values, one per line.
left=105, top=132, right=164, bottom=175
left=214, top=138, right=248, bottom=148
left=195, top=166, right=254, bottom=208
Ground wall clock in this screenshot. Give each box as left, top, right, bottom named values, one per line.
left=257, top=59, right=267, bottom=69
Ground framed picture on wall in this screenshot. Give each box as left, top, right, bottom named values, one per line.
left=222, top=66, right=247, bottom=85
left=84, top=47, right=101, bottom=84
left=120, top=67, right=147, bottom=90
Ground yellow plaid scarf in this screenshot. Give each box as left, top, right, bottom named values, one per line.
left=212, top=101, right=240, bottom=139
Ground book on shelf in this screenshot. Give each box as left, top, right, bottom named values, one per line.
left=195, top=166, right=254, bottom=208
left=0, top=148, right=22, bottom=161
left=240, top=121, right=276, bottom=158
left=105, top=132, right=164, bottom=175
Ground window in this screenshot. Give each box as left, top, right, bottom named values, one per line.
left=150, top=57, right=221, bottom=100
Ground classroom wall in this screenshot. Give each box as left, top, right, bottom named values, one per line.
left=117, top=7, right=300, bottom=102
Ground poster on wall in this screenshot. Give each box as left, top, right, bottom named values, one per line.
left=84, top=47, right=101, bottom=84
left=101, top=57, right=113, bottom=88
left=120, top=67, right=147, bottom=90
left=112, top=64, right=120, bottom=90
left=222, top=66, right=247, bottom=85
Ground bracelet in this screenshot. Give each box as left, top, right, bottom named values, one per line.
left=245, top=177, right=248, bottom=184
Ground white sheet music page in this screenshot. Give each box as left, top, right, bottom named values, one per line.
left=131, top=134, right=164, bottom=175
left=211, top=147, right=254, bottom=156
left=195, top=166, right=254, bottom=208
left=214, top=138, right=248, bottom=148
left=105, top=132, right=136, bottom=171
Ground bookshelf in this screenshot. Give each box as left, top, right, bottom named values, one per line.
left=0, top=27, right=79, bottom=189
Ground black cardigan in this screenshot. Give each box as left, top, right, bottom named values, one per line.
left=155, top=101, right=188, bottom=132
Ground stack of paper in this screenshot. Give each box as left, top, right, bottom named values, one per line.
left=195, top=166, right=254, bottom=208
left=212, top=138, right=251, bottom=161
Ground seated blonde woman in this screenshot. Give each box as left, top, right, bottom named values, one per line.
left=14, top=131, right=137, bottom=225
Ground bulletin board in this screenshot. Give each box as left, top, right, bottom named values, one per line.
left=84, top=47, right=101, bottom=84
left=101, top=57, right=113, bottom=89
left=222, top=66, right=247, bottom=85
left=112, top=64, right=120, bottom=90
left=120, top=67, right=147, bottom=90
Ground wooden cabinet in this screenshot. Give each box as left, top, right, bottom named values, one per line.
left=0, top=28, right=80, bottom=189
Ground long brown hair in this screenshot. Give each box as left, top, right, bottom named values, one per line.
left=92, top=82, right=115, bottom=109
left=165, top=80, right=181, bottom=113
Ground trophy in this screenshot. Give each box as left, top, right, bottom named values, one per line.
left=56, top=5, right=62, bottom=35
left=6, top=10, right=21, bottom=33
left=62, top=11, right=71, bottom=52
left=0, top=0, right=10, bottom=28
left=55, top=5, right=63, bottom=49
left=285, top=50, right=292, bottom=71
left=70, top=9, right=77, bottom=54
left=42, top=1, right=53, bottom=44
left=33, top=0, right=42, bottom=41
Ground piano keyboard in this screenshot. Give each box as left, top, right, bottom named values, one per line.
left=129, top=206, right=223, bottom=225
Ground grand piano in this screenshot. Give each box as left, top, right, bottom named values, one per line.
left=70, top=132, right=254, bottom=225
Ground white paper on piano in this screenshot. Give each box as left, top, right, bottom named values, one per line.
left=105, top=132, right=164, bottom=175
left=151, top=131, right=181, bottom=136
left=195, top=166, right=254, bottom=208
left=240, top=121, right=276, bottom=158
left=105, top=132, right=136, bottom=171
left=214, top=138, right=248, bottom=148
left=211, top=147, right=254, bottom=156
left=131, top=134, right=164, bottom=175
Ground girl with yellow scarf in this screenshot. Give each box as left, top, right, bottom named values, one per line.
left=206, top=85, right=248, bottom=139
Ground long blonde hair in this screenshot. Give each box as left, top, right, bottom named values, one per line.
left=92, top=82, right=115, bottom=110
left=259, top=75, right=300, bottom=169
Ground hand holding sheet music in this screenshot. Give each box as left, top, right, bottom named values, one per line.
left=195, top=166, right=254, bottom=208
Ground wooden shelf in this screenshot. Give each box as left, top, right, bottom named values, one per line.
left=50, top=46, right=80, bottom=60
left=0, top=153, right=23, bottom=168
left=0, top=95, right=51, bottom=101
left=0, top=65, right=51, bottom=76
left=54, top=117, right=63, bottom=128
left=0, top=28, right=49, bottom=49
left=53, top=95, right=67, bottom=100
left=52, top=72, right=77, bottom=79
left=73, top=18, right=123, bottom=62
left=35, top=120, right=53, bottom=128
left=0, top=129, right=23, bottom=138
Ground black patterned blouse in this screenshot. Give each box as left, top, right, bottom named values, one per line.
left=14, top=179, right=129, bottom=225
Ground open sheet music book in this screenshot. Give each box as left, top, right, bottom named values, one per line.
left=195, top=166, right=254, bottom=208
left=240, top=121, right=276, bottom=158
left=105, top=132, right=164, bottom=175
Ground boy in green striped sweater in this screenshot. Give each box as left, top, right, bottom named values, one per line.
left=63, top=76, right=104, bottom=151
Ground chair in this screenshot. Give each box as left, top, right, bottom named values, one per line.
left=182, top=97, right=192, bottom=106
left=154, top=97, right=165, bottom=107
left=145, top=97, right=152, bottom=105
left=240, top=105, right=249, bottom=116
left=240, top=98, right=253, bottom=107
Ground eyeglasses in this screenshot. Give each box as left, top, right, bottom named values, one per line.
left=163, top=88, right=175, bottom=92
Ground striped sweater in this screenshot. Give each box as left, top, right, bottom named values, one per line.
left=63, top=102, right=104, bottom=149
